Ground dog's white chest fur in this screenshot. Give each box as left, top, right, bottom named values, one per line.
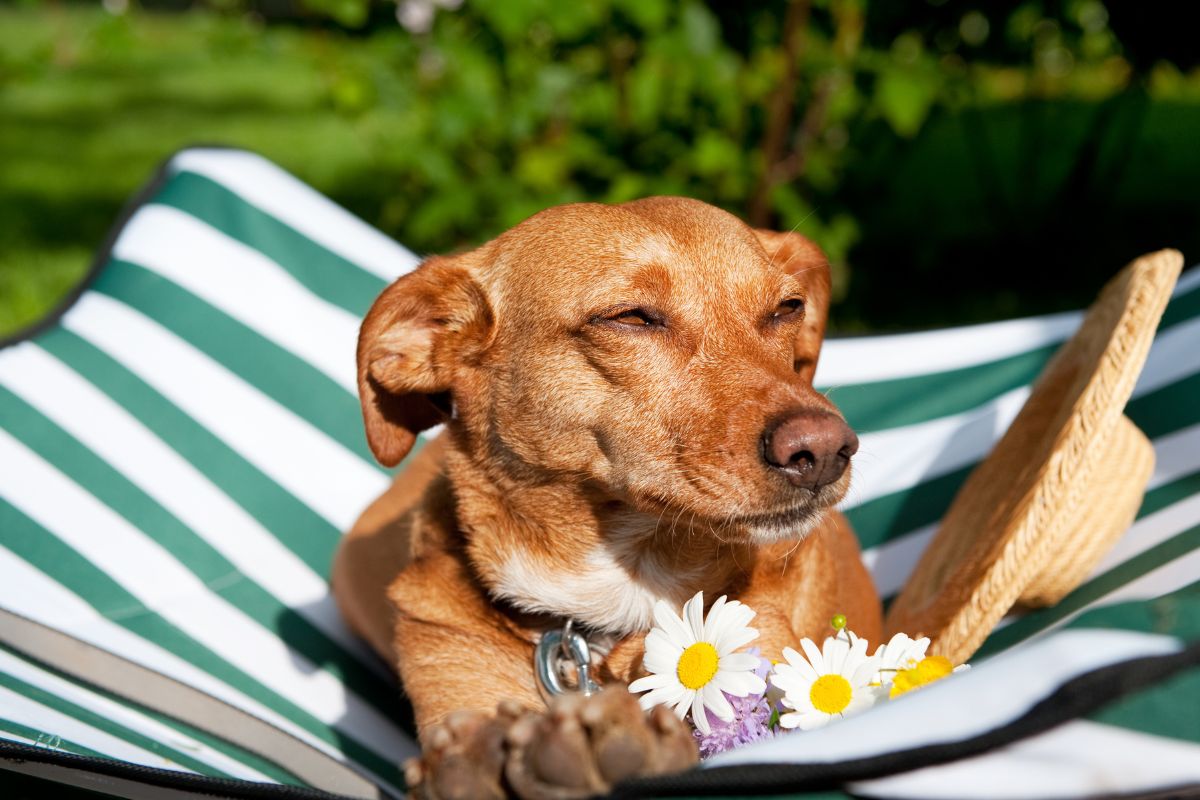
left=493, top=547, right=679, bottom=634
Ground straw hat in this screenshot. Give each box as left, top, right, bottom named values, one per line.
left=885, top=250, right=1183, bottom=665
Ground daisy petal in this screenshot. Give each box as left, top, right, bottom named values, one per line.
left=683, top=591, right=706, bottom=640
left=769, top=660, right=804, bottom=682
left=873, top=632, right=900, bottom=660
left=711, top=669, right=765, bottom=698
left=638, top=684, right=687, bottom=712
left=796, top=712, right=831, bottom=731
left=653, top=600, right=694, bottom=645
left=643, top=642, right=683, bottom=676
left=690, top=691, right=710, bottom=734
left=728, top=670, right=767, bottom=696
left=768, top=664, right=798, bottom=687
left=847, top=685, right=885, bottom=714
left=634, top=695, right=658, bottom=712
left=799, top=638, right=825, bottom=671
left=718, top=652, right=760, bottom=672
left=643, top=627, right=679, bottom=652
left=777, top=711, right=803, bottom=729
left=710, top=670, right=746, bottom=694
left=840, top=636, right=868, bottom=678
left=777, top=693, right=800, bottom=712
left=715, top=625, right=759, bottom=654
left=726, top=600, right=756, bottom=625
left=787, top=656, right=820, bottom=683
left=824, top=636, right=851, bottom=675
left=702, top=683, right=734, bottom=722
left=702, top=595, right=727, bottom=641
left=875, top=632, right=905, bottom=660
left=718, top=605, right=756, bottom=637
left=768, top=670, right=807, bottom=697
left=851, top=658, right=880, bottom=686
left=628, top=672, right=674, bottom=694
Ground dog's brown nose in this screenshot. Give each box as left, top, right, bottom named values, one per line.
left=762, top=410, right=859, bottom=490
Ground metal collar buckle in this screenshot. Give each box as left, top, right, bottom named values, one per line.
left=534, top=620, right=600, bottom=702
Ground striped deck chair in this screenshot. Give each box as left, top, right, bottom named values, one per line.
left=0, top=148, right=1196, bottom=800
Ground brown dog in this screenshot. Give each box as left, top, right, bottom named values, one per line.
left=332, top=197, right=881, bottom=797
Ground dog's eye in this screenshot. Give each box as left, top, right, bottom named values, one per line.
left=773, top=298, right=805, bottom=319
left=606, top=308, right=661, bottom=328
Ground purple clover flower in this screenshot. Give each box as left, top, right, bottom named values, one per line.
left=693, top=649, right=779, bottom=758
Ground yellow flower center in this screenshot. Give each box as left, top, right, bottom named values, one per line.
left=677, top=642, right=719, bottom=689
left=809, top=674, right=853, bottom=715
left=916, top=655, right=953, bottom=681
left=889, top=669, right=918, bottom=698
left=890, top=655, right=955, bottom=698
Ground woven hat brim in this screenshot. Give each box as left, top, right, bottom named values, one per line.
left=884, top=249, right=1183, bottom=664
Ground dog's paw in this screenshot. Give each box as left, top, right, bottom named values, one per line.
left=405, top=701, right=523, bottom=800
left=504, top=687, right=698, bottom=800
left=407, top=689, right=697, bottom=800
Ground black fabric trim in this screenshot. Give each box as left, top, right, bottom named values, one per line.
left=0, top=740, right=366, bottom=800
left=833, top=783, right=1200, bottom=800
left=855, top=782, right=1200, bottom=800
left=0, top=738, right=372, bottom=800
left=609, top=642, right=1200, bottom=798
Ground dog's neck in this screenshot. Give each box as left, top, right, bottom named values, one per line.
left=446, top=450, right=754, bottom=636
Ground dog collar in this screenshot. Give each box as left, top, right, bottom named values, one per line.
left=533, top=619, right=602, bottom=703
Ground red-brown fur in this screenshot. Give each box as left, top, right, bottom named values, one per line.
left=332, top=197, right=881, bottom=737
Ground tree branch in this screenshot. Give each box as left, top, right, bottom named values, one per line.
left=748, top=0, right=812, bottom=227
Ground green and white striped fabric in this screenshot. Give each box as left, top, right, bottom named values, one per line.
left=0, top=147, right=1196, bottom=799
left=0, top=149, right=421, bottom=797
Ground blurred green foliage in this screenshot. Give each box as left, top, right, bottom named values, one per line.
left=2, top=0, right=1199, bottom=339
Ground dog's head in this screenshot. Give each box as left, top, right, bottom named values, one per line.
left=359, top=197, right=855, bottom=545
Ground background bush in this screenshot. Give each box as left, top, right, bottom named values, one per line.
left=2, top=0, right=1198, bottom=337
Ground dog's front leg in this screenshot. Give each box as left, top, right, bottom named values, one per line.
left=404, top=643, right=697, bottom=800
left=393, top=554, right=696, bottom=799
left=384, top=551, right=534, bottom=798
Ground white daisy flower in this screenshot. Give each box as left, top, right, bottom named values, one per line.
left=871, top=632, right=930, bottom=685
left=770, top=634, right=883, bottom=730
left=865, top=632, right=970, bottom=698
left=889, top=654, right=971, bottom=698
left=628, top=592, right=766, bottom=734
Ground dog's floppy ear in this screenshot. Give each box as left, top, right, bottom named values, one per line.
left=753, top=229, right=832, bottom=383
left=357, top=255, right=493, bottom=467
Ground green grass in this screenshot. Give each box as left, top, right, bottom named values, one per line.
left=2, top=6, right=1198, bottom=340
left=0, top=6, right=382, bottom=340
left=0, top=246, right=92, bottom=338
